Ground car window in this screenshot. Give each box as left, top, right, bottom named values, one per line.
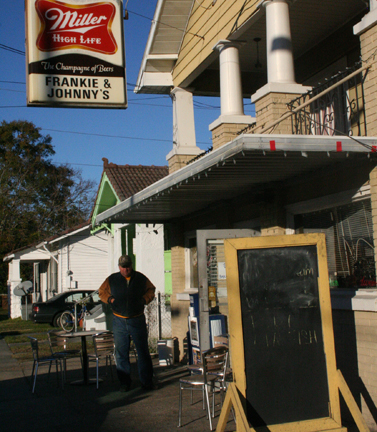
left=46, top=292, right=65, bottom=303
left=65, top=293, right=85, bottom=303
left=91, top=293, right=100, bottom=302
left=83, top=292, right=91, bottom=300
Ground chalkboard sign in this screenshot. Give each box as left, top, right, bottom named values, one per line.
left=238, top=245, right=329, bottom=427
left=219, top=234, right=366, bottom=432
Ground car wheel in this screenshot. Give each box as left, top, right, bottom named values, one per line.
left=52, top=313, right=63, bottom=328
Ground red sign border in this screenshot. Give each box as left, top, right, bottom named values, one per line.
left=35, top=0, right=118, bottom=55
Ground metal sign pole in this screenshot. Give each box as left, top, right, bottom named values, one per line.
left=74, top=303, right=78, bottom=332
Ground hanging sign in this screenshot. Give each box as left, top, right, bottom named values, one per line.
left=25, top=0, right=127, bottom=108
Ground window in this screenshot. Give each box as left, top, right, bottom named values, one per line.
left=206, top=240, right=228, bottom=316
left=91, top=292, right=100, bottom=302
left=295, top=199, right=375, bottom=288
left=65, top=293, right=84, bottom=303
left=189, top=238, right=198, bottom=289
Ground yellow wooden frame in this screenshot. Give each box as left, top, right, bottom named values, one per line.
left=218, top=233, right=369, bottom=432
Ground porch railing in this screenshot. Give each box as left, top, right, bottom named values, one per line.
left=287, top=64, right=367, bottom=136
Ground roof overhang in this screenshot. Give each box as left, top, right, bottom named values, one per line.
left=134, top=0, right=193, bottom=94
left=135, top=0, right=368, bottom=96
left=49, top=224, right=90, bottom=244
left=3, top=246, right=52, bottom=263
left=94, top=134, right=377, bottom=225
left=3, top=224, right=92, bottom=262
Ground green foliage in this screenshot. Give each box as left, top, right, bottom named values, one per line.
left=0, top=120, right=96, bottom=293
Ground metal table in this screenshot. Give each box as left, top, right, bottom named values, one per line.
left=59, top=330, right=107, bottom=385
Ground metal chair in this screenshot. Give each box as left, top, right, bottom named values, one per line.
left=178, top=346, right=228, bottom=430
left=88, top=332, right=115, bottom=389
left=47, top=330, right=82, bottom=384
left=130, top=334, right=138, bottom=360
left=28, top=336, right=62, bottom=394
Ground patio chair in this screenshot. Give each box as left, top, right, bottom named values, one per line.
left=88, top=331, right=115, bottom=389
left=28, top=336, right=63, bottom=394
left=47, top=330, right=82, bottom=384
left=178, top=346, right=228, bottom=430
left=130, top=335, right=138, bottom=360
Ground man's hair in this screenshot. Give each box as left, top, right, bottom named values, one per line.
left=118, top=255, right=133, bottom=268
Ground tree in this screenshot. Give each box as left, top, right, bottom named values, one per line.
left=0, top=120, right=96, bottom=292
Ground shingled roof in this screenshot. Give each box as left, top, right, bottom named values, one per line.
left=102, top=158, right=169, bottom=201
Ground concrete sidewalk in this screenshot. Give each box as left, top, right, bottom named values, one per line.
left=0, top=338, right=236, bottom=432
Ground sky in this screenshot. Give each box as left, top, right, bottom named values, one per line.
left=0, top=0, right=254, bottom=187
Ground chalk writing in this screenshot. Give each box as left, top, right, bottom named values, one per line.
left=251, top=313, right=319, bottom=347
left=296, top=267, right=314, bottom=277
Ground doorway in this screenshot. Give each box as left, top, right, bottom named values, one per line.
left=196, top=229, right=259, bottom=351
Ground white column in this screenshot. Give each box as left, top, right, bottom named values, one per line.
left=172, top=87, right=197, bottom=148
left=264, top=0, right=295, bottom=84
left=167, top=87, right=201, bottom=160
left=354, top=0, right=377, bottom=35
left=209, top=40, right=255, bottom=131
left=252, top=0, right=311, bottom=102
left=113, top=224, right=123, bottom=273
left=8, top=259, right=22, bottom=319
left=216, top=40, right=245, bottom=116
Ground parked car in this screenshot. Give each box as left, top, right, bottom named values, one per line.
left=31, top=290, right=100, bottom=327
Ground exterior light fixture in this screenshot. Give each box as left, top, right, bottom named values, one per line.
left=254, top=37, right=262, bottom=68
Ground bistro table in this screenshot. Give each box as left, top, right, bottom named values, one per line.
left=59, top=330, right=108, bottom=385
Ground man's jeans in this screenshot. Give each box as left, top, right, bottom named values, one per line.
left=112, top=314, right=153, bottom=387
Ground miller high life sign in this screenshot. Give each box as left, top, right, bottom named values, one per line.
left=26, top=0, right=127, bottom=108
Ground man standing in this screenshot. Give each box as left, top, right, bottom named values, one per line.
left=99, top=255, right=156, bottom=391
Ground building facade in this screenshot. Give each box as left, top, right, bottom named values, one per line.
left=5, top=159, right=170, bottom=319
left=91, top=158, right=170, bottom=292
left=4, top=223, right=109, bottom=318
left=95, top=1, right=377, bottom=429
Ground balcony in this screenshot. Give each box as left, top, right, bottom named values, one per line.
left=288, top=64, right=367, bottom=137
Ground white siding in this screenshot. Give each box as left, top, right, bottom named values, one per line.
left=133, top=224, right=165, bottom=293
left=58, top=228, right=109, bottom=292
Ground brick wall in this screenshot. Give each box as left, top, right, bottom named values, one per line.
left=211, top=123, right=249, bottom=150
left=168, top=154, right=197, bottom=174
left=254, top=92, right=302, bottom=134
left=363, top=19, right=377, bottom=278
left=370, top=167, right=377, bottom=280
left=360, top=25, right=377, bottom=137
left=170, top=245, right=190, bottom=361
left=170, top=220, right=190, bottom=361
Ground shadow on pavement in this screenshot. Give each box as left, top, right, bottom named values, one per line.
left=0, top=341, right=236, bottom=432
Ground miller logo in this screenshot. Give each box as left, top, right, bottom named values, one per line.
left=35, top=0, right=118, bottom=54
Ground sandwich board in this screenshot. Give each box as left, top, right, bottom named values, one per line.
left=217, top=233, right=369, bottom=432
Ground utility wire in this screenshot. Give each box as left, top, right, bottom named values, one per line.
left=39, top=127, right=211, bottom=146
left=0, top=84, right=221, bottom=109
left=127, top=9, right=204, bottom=40
left=56, top=162, right=103, bottom=167
left=0, top=80, right=25, bottom=85
left=0, top=88, right=24, bottom=93
left=0, top=43, right=25, bottom=55
left=42, top=128, right=174, bottom=143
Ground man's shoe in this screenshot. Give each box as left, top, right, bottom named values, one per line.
left=142, top=382, right=157, bottom=391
